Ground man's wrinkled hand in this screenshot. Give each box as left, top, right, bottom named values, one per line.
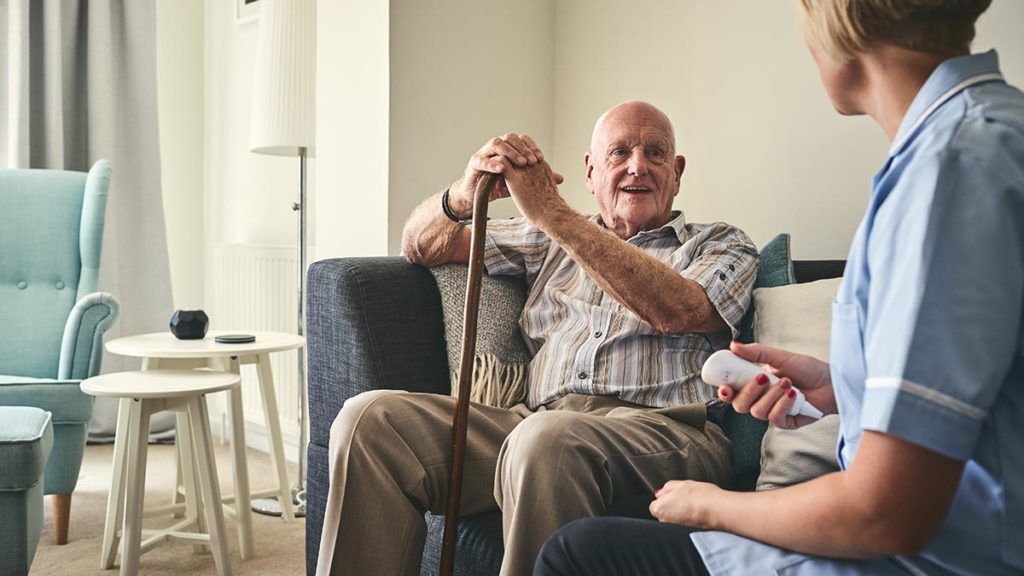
left=451, top=133, right=564, bottom=218
left=503, top=159, right=567, bottom=227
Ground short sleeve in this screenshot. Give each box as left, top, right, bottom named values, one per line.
left=861, top=144, right=1024, bottom=460
left=678, top=223, right=759, bottom=338
left=483, top=218, right=551, bottom=285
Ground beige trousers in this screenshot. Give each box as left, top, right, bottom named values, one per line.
left=315, top=391, right=731, bottom=576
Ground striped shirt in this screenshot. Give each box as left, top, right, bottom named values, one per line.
left=484, top=211, right=759, bottom=409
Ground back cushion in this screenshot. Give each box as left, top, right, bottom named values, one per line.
left=0, top=170, right=86, bottom=377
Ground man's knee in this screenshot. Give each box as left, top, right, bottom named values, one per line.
left=499, top=412, right=601, bottom=481
left=329, top=389, right=408, bottom=450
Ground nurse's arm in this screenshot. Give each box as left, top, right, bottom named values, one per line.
left=655, top=430, right=964, bottom=558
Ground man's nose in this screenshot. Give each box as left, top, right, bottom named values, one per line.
left=627, top=148, right=647, bottom=177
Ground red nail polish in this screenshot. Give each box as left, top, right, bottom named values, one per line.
left=720, top=388, right=729, bottom=397
left=787, top=389, right=796, bottom=398
left=756, top=374, right=768, bottom=385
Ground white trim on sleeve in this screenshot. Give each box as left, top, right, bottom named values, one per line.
left=866, top=377, right=986, bottom=421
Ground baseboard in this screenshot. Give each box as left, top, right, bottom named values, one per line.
left=211, top=414, right=302, bottom=465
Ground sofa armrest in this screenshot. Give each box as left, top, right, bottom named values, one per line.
left=306, top=257, right=452, bottom=448
left=57, top=292, right=120, bottom=380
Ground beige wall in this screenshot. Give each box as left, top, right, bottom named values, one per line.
left=311, top=0, right=1024, bottom=262
left=161, top=1, right=1024, bottom=281
left=388, top=0, right=555, bottom=254
left=549, top=1, right=1024, bottom=259
left=550, top=0, right=692, bottom=229
left=315, top=0, right=389, bottom=258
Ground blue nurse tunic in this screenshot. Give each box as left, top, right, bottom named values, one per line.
left=692, top=51, right=1024, bottom=576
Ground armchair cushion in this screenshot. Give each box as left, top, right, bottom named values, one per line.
left=0, top=406, right=54, bottom=491
left=0, top=378, right=93, bottom=424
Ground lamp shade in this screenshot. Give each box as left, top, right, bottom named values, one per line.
left=250, top=0, right=316, bottom=157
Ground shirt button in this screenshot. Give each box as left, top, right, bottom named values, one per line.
left=577, top=371, right=588, bottom=380
left=593, top=331, right=602, bottom=338
left=719, top=272, right=727, bottom=281
left=728, top=264, right=735, bottom=271
left=55, top=281, right=65, bottom=290
left=17, top=281, right=27, bottom=290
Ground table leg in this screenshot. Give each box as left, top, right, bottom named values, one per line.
left=100, top=398, right=131, bottom=569
left=189, top=395, right=233, bottom=576
left=121, top=399, right=151, bottom=576
left=177, top=410, right=207, bottom=554
left=142, top=357, right=189, bottom=518
left=225, top=356, right=255, bottom=559
left=255, top=353, right=295, bottom=520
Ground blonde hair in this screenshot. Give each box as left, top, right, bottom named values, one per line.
left=797, top=0, right=991, bottom=60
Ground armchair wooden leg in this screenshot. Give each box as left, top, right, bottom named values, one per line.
left=53, top=493, right=72, bottom=545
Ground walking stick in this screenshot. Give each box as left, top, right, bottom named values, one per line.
left=440, top=173, right=496, bottom=576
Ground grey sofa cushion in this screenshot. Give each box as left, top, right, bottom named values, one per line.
left=430, top=265, right=532, bottom=408
left=757, top=415, right=841, bottom=491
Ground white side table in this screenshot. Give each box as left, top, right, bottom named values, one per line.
left=105, top=330, right=306, bottom=560
left=83, top=370, right=240, bottom=576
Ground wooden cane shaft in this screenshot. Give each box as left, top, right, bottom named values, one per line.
left=440, top=173, right=495, bottom=576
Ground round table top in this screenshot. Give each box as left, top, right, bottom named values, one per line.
left=81, top=370, right=241, bottom=398
left=106, top=330, right=306, bottom=359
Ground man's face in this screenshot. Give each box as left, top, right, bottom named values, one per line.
left=585, top=103, right=686, bottom=240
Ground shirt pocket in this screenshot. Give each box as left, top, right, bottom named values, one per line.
left=830, top=301, right=866, bottom=397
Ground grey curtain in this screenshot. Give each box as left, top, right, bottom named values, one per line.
left=0, top=0, right=175, bottom=439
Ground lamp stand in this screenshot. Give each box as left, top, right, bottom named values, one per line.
left=252, top=146, right=309, bottom=518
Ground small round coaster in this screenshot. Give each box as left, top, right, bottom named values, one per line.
left=214, top=334, right=256, bottom=344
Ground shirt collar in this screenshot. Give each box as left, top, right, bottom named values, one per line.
left=891, top=50, right=1003, bottom=156
left=592, top=210, right=688, bottom=243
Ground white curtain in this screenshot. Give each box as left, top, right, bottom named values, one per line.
left=0, top=0, right=174, bottom=439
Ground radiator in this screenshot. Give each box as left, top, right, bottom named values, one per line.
left=212, top=244, right=309, bottom=458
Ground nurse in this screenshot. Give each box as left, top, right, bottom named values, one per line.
left=534, top=0, right=1024, bottom=575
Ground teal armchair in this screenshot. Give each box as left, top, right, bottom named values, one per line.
left=0, top=160, right=120, bottom=545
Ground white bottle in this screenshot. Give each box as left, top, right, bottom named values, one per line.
left=701, top=350, right=824, bottom=419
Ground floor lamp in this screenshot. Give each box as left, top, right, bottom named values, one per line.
left=248, top=0, right=316, bottom=517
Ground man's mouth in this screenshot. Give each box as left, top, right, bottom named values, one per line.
left=620, top=186, right=651, bottom=194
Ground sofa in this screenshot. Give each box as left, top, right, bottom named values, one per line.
left=305, top=236, right=845, bottom=576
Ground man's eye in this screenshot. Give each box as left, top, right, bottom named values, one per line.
left=611, top=148, right=627, bottom=156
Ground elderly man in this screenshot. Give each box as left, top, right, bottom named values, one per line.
left=316, top=101, right=758, bottom=576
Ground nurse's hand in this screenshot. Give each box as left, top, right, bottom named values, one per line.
left=649, top=480, right=720, bottom=528
left=718, top=341, right=837, bottom=429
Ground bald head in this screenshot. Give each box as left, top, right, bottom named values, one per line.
left=590, top=101, right=676, bottom=155
left=584, top=100, right=686, bottom=240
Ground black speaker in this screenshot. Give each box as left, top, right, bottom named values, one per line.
left=170, top=309, right=209, bottom=340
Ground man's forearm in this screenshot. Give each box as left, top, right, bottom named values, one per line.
left=401, top=190, right=470, bottom=266
left=540, top=204, right=727, bottom=334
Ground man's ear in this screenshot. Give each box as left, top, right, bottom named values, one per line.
left=584, top=152, right=594, bottom=194
left=673, top=154, right=686, bottom=195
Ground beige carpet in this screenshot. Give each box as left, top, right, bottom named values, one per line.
left=31, top=442, right=305, bottom=575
